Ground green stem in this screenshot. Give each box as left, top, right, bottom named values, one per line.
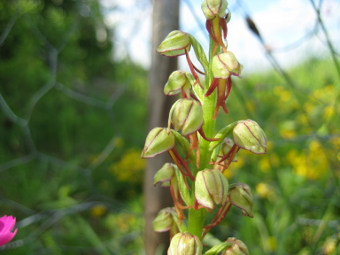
left=188, top=30, right=219, bottom=239
left=188, top=207, right=207, bottom=238
left=200, top=33, right=219, bottom=169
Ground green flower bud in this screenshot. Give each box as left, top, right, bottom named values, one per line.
left=168, top=232, right=203, bottom=255
left=222, top=237, right=249, bottom=255
left=233, top=119, right=267, bottom=154
left=201, top=0, right=228, bottom=20
left=212, top=52, right=242, bottom=79
left=141, top=127, right=175, bottom=158
left=153, top=207, right=176, bottom=232
left=153, top=163, right=177, bottom=186
left=195, top=168, right=229, bottom=209
left=170, top=98, right=204, bottom=136
left=164, top=71, right=192, bottom=97
left=157, top=30, right=191, bottom=57
left=229, top=183, right=253, bottom=218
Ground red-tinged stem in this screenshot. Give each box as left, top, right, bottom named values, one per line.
left=181, top=89, right=189, bottom=98
left=220, top=16, right=228, bottom=40
left=168, top=150, right=192, bottom=192
left=205, top=78, right=219, bottom=97
left=169, top=150, right=188, bottom=177
left=193, top=64, right=205, bottom=75
left=216, top=144, right=237, bottom=164
left=170, top=182, right=185, bottom=221
left=225, top=76, right=232, bottom=99
left=213, top=79, right=229, bottom=119
left=202, top=201, right=232, bottom=238
left=214, top=145, right=240, bottom=171
left=190, top=91, right=199, bottom=101
left=188, top=132, right=200, bottom=168
left=185, top=50, right=203, bottom=89
left=218, top=80, right=229, bottom=114
left=206, top=19, right=218, bottom=44
left=198, top=128, right=219, bottom=142
left=170, top=148, right=195, bottom=181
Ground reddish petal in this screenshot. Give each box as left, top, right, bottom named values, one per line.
left=0, top=228, right=18, bottom=246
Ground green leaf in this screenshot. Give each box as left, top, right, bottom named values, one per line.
left=189, top=35, right=209, bottom=74
left=209, top=121, right=238, bottom=151
left=203, top=242, right=233, bottom=255
left=174, top=168, right=192, bottom=205
left=171, top=130, right=195, bottom=162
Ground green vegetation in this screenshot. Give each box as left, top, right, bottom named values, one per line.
left=0, top=0, right=339, bottom=254
left=214, top=58, right=340, bottom=255
left=0, top=1, right=146, bottom=254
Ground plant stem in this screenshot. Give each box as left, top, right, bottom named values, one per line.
left=188, top=24, right=219, bottom=239
left=188, top=207, right=207, bottom=238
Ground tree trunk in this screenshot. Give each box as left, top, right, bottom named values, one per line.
left=144, top=0, right=179, bottom=254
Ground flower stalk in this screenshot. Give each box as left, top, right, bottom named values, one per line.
left=142, top=0, right=267, bottom=253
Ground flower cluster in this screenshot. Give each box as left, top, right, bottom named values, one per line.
left=141, top=0, right=267, bottom=253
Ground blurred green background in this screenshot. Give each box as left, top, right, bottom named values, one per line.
left=0, top=0, right=339, bottom=254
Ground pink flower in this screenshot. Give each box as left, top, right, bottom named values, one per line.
left=0, top=215, right=18, bottom=246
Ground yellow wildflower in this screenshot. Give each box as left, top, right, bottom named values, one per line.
left=323, top=105, right=335, bottom=120
left=256, top=182, right=273, bottom=199
left=259, top=157, right=271, bottom=173
left=322, top=236, right=337, bottom=255
left=304, top=102, right=314, bottom=114
left=273, top=86, right=291, bottom=103
left=90, top=204, right=107, bottom=218
left=289, top=141, right=329, bottom=180
left=110, top=149, right=146, bottom=183
left=280, top=129, right=296, bottom=139
left=267, top=236, right=277, bottom=251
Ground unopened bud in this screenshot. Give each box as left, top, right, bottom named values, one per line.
left=212, top=52, right=242, bottom=79
left=170, top=98, right=204, bottom=136
left=164, top=71, right=192, bottom=97
left=222, top=237, right=249, bottom=255
left=141, top=128, right=175, bottom=158
left=201, top=0, right=228, bottom=20
left=157, top=30, right=191, bottom=57
left=153, top=163, right=177, bottom=186
left=233, top=119, right=267, bottom=154
left=168, top=232, right=203, bottom=255
left=229, top=183, right=253, bottom=218
left=195, top=168, right=229, bottom=209
left=153, top=207, right=176, bottom=232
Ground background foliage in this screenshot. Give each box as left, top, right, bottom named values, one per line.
left=1, top=0, right=146, bottom=254
left=0, top=0, right=339, bottom=254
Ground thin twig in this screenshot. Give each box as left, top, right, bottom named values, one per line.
left=0, top=13, right=18, bottom=46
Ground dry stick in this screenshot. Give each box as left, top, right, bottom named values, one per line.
left=0, top=12, right=18, bottom=46
left=309, top=0, right=340, bottom=80
left=309, top=0, right=340, bottom=122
